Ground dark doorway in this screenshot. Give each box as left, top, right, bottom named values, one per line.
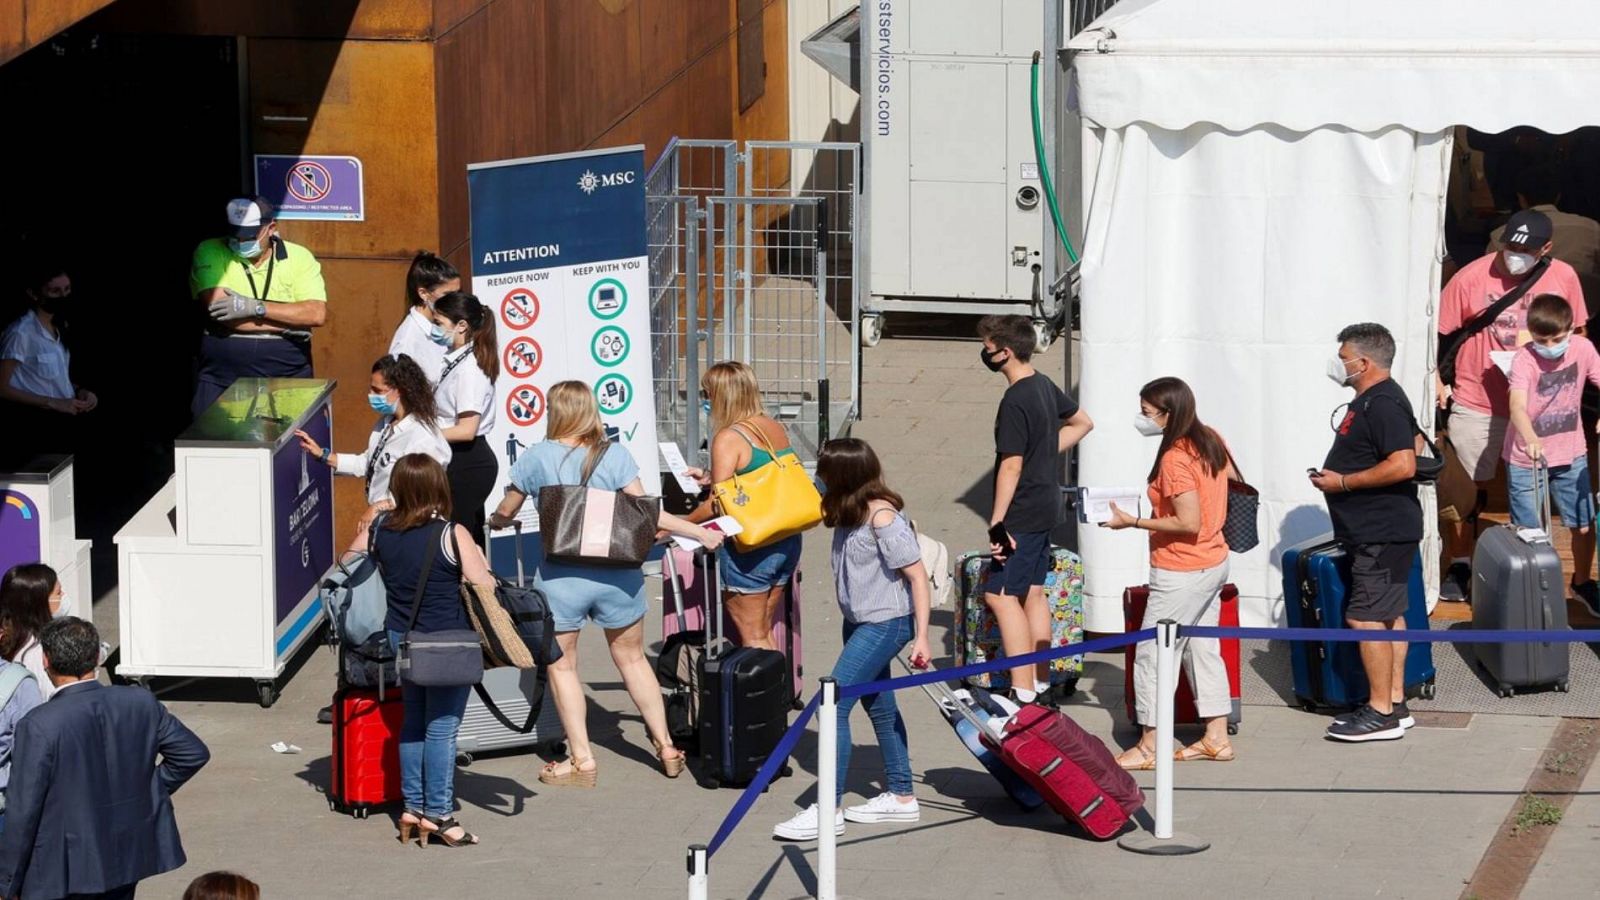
left=0, top=30, right=246, bottom=584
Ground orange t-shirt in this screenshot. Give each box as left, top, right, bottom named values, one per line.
left=1147, top=440, right=1229, bottom=572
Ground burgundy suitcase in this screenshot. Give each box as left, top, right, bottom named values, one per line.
left=980, top=705, right=1145, bottom=840
left=1121, top=584, right=1242, bottom=734
left=328, top=685, right=404, bottom=818
left=661, top=546, right=803, bottom=704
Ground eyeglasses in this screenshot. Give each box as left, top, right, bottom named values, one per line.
left=1330, top=403, right=1352, bottom=434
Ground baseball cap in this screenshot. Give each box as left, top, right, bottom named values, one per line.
left=1502, top=209, right=1553, bottom=252
left=226, top=197, right=276, bottom=240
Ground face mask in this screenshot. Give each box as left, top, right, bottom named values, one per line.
left=1503, top=250, right=1536, bottom=276
left=1534, top=339, right=1570, bottom=360
left=230, top=238, right=263, bottom=260
left=1327, top=355, right=1358, bottom=386
left=368, top=393, right=397, bottom=415
left=980, top=347, right=1008, bottom=372
left=39, top=293, right=70, bottom=315
left=1134, top=414, right=1165, bottom=437
left=428, top=324, right=452, bottom=347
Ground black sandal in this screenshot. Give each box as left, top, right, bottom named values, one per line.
left=423, top=815, right=480, bottom=847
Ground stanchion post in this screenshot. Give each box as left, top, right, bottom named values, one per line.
left=817, top=677, right=839, bottom=900
left=687, top=843, right=708, bottom=900
left=1120, top=620, right=1210, bottom=855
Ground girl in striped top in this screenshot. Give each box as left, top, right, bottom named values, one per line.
left=773, top=438, right=932, bottom=842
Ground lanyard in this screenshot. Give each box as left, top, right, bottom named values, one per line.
left=366, top=421, right=396, bottom=484
left=242, top=243, right=277, bottom=301
left=439, top=350, right=471, bottom=384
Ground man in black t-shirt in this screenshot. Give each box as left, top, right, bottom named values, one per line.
left=978, top=315, right=1095, bottom=702
left=1311, top=322, right=1423, bottom=743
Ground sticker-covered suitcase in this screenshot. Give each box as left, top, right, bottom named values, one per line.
left=1122, top=583, right=1242, bottom=734
left=1282, top=536, right=1437, bottom=710
left=954, top=548, right=1084, bottom=697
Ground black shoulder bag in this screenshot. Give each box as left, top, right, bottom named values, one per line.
left=1437, top=256, right=1550, bottom=387
left=1365, top=393, right=1445, bottom=483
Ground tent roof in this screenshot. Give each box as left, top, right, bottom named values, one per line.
left=1068, top=0, right=1600, bottom=133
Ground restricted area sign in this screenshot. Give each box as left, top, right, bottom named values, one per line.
left=506, top=384, right=546, bottom=427
left=500, top=288, right=540, bottom=331
left=503, top=337, right=544, bottom=379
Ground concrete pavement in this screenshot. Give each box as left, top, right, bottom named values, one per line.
left=101, top=328, right=1598, bottom=898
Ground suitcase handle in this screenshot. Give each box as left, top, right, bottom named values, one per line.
left=897, top=656, right=1005, bottom=746
left=1534, top=457, right=1553, bottom=538
left=661, top=543, right=690, bottom=634
left=485, top=520, right=527, bottom=587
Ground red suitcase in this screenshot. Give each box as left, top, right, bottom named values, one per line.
left=1122, top=584, right=1242, bottom=735
left=980, top=704, right=1144, bottom=840
left=328, top=686, right=403, bottom=818
left=660, top=546, right=803, bottom=704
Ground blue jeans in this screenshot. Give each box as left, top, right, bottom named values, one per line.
left=831, top=615, right=914, bottom=801
left=1508, top=457, right=1594, bottom=531
left=388, top=631, right=470, bottom=818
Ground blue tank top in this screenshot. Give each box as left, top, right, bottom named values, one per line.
left=373, top=519, right=471, bottom=634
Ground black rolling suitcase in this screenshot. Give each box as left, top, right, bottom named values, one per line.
left=694, top=554, right=790, bottom=786
left=1471, top=462, right=1571, bottom=696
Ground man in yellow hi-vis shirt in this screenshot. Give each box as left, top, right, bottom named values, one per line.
left=189, top=197, right=328, bottom=417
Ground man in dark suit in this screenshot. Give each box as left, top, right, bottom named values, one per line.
left=0, top=618, right=210, bottom=900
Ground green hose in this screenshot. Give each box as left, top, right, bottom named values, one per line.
left=1031, top=51, right=1078, bottom=265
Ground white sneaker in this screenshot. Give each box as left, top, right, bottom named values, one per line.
left=844, top=792, right=920, bottom=824
left=772, top=804, right=845, bottom=841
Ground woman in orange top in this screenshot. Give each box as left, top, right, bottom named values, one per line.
left=1104, top=377, right=1237, bottom=769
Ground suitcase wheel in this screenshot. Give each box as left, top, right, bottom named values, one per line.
left=354, top=806, right=369, bottom=820
left=1556, top=680, right=1570, bottom=693
left=456, top=752, right=474, bottom=768
left=552, top=741, right=567, bottom=756
left=1419, top=681, right=1437, bottom=701
left=1227, top=723, right=1239, bottom=736
left=1498, top=684, right=1515, bottom=699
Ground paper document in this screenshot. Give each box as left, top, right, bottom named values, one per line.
left=1075, top=486, right=1145, bottom=525
left=658, top=442, right=702, bottom=496
left=672, top=515, right=743, bottom=551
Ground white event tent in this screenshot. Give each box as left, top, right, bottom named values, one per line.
left=1067, top=0, right=1600, bottom=630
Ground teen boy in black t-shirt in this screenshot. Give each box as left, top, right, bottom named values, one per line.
left=978, top=315, right=1095, bottom=702
left=1311, top=322, right=1423, bottom=743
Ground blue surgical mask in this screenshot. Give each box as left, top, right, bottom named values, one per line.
left=230, top=238, right=263, bottom=260
left=368, top=393, right=397, bottom=415
left=428, top=324, right=451, bottom=346
left=1534, top=339, right=1570, bottom=360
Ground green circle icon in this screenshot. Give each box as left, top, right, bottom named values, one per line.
left=594, top=373, right=633, bottom=414
left=588, top=278, right=627, bottom=320
left=591, top=326, right=630, bottom=368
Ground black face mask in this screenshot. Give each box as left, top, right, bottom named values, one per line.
left=38, top=294, right=71, bottom=317
left=980, top=347, right=1008, bottom=372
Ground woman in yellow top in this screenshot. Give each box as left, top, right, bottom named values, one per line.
left=683, top=361, right=803, bottom=650
left=1103, top=377, right=1237, bottom=768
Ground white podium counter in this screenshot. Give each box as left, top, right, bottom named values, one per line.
left=0, top=454, right=92, bottom=622
left=115, top=378, right=336, bottom=707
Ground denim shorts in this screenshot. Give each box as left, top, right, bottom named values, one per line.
left=1508, top=457, right=1594, bottom=531
left=983, top=530, right=1053, bottom=598
left=718, top=535, right=802, bottom=594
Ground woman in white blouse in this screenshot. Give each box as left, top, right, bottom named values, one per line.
left=429, top=291, right=499, bottom=547
left=387, top=252, right=461, bottom=381
left=295, top=353, right=450, bottom=541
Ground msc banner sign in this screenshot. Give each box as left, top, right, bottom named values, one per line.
left=467, top=145, right=658, bottom=528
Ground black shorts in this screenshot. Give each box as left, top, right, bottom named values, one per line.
left=984, top=530, right=1053, bottom=598
left=1346, top=542, right=1416, bottom=623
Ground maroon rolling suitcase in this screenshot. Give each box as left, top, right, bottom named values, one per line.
left=978, top=704, right=1144, bottom=840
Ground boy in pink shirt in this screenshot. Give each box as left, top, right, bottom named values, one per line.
left=1505, top=294, right=1600, bottom=616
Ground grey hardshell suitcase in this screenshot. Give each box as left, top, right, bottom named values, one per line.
left=1470, top=463, right=1571, bottom=697
left=457, top=523, right=566, bottom=762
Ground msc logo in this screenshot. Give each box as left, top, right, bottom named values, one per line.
left=577, top=168, right=636, bottom=195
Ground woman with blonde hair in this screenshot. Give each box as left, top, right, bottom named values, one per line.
left=490, top=381, right=724, bottom=786
left=683, top=360, right=804, bottom=649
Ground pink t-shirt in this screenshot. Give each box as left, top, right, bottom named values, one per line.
left=1504, top=335, right=1600, bottom=468
left=1440, top=254, right=1588, bottom=418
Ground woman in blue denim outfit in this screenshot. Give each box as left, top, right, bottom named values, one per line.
left=683, top=361, right=804, bottom=649
left=351, top=453, right=494, bottom=848
left=491, top=382, right=724, bottom=788
left=773, top=438, right=932, bottom=841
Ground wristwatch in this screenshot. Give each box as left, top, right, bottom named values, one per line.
left=254, top=301, right=266, bottom=319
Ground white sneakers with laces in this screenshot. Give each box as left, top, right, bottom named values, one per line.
left=772, top=804, right=845, bottom=841
left=843, top=792, right=920, bottom=824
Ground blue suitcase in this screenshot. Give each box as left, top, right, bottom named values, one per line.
left=908, top=661, right=1042, bottom=812
left=1281, top=536, right=1437, bottom=711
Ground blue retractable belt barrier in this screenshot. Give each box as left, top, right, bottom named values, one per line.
left=1185, top=625, right=1600, bottom=644
left=837, top=630, right=1155, bottom=700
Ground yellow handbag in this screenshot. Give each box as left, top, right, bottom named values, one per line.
left=711, top=421, right=823, bottom=551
